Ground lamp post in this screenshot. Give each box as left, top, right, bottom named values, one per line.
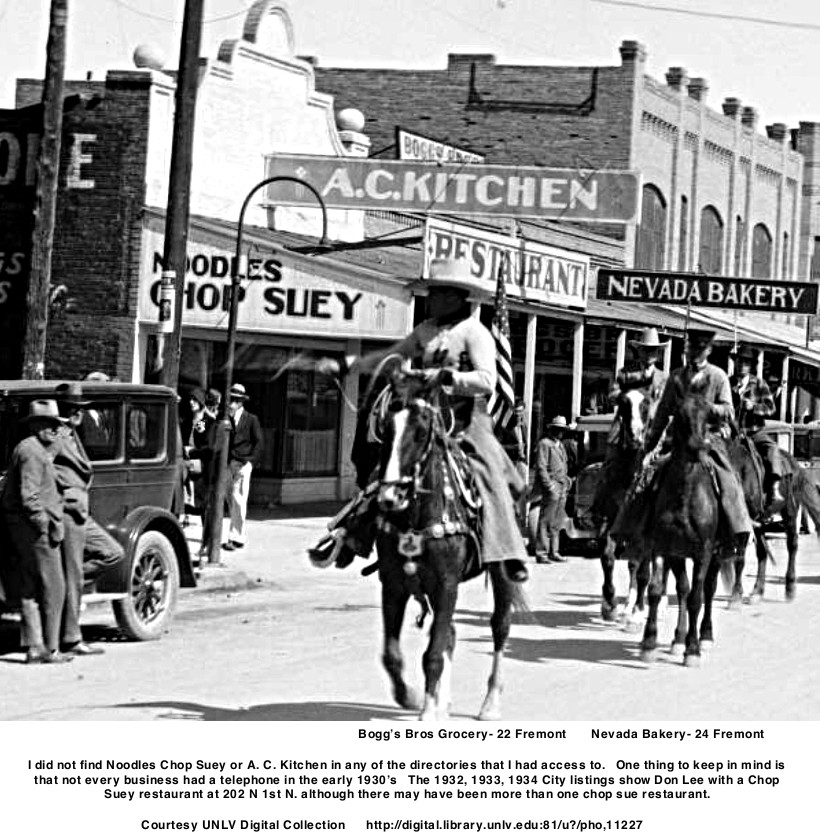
left=206, top=177, right=329, bottom=564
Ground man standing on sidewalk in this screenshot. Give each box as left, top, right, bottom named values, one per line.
left=224, top=383, right=264, bottom=551
left=54, top=382, right=124, bottom=656
left=534, top=416, right=572, bottom=564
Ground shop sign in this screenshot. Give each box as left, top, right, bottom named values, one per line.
left=396, top=128, right=484, bottom=164
left=597, top=268, right=819, bottom=314
left=265, top=154, right=640, bottom=222
left=137, top=227, right=411, bottom=339
left=423, top=218, right=588, bottom=310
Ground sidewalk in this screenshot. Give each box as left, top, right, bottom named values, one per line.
left=186, top=502, right=346, bottom=593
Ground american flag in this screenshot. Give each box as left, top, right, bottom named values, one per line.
left=488, top=264, right=515, bottom=428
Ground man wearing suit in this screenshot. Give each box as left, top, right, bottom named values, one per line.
left=534, top=416, right=572, bottom=563
left=1, top=400, right=72, bottom=664
left=54, top=382, right=124, bottom=656
left=224, top=383, right=264, bottom=550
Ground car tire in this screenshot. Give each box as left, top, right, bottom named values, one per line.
left=113, top=530, right=179, bottom=641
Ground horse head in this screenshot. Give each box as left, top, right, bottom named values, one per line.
left=673, top=394, right=712, bottom=457
left=618, top=388, right=651, bottom=451
left=377, top=372, right=448, bottom=514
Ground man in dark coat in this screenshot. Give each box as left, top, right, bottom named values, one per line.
left=54, top=382, right=124, bottom=656
left=1, top=400, right=72, bottom=664
left=224, top=383, right=264, bottom=550
left=729, top=343, right=784, bottom=508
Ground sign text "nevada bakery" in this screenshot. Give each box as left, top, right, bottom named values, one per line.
left=597, top=269, right=819, bottom=314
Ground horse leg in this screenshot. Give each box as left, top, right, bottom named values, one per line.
left=640, top=555, right=665, bottom=662
left=623, top=554, right=648, bottom=633
left=683, top=552, right=709, bottom=667
left=599, top=534, right=620, bottom=622
left=420, top=579, right=459, bottom=721
left=749, top=528, right=770, bottom=603
left=380, top=577, right=422, bottom=712
left=478, top=562, right=515, bottom=721
left=437, top=623, right=457, bottom=720
left=784, top=502, right=799, bottom=601
left=700, top=550, right=721, bottom=649
left=668, top=558, right=690, bottom=656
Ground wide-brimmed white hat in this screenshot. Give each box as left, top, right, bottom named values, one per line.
left=628, top=326, right=669, bottom=352
left=22, top=399, right=67, bottom=426
left=411, top=258, right=492, bottom=299
left=229, top=383, right=249, bottom=400
left=548, top=415, right=569, bottom=431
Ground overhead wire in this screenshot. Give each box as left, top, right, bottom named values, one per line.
left=112, top=0, right=255, bottom=25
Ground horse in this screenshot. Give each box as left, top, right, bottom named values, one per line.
left=727, top=430, right=820, bottom=604
left=637, top=394, right=724, bottom=667
left=594, top=388, right=651, bottom=630
left=374, top=371, right=524, bottom=721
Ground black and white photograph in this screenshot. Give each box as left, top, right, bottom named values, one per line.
left=1, top=0, right=819, bottom=828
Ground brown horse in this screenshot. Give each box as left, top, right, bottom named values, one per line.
left=375, top=372, right=524, bottom=720
left=637, top=394, right=724, bottom=666
left=727, top=432, right=820, bottom=603
left=594, top=388, right=651, bottom=629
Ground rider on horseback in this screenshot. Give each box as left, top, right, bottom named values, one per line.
left=630, top=328, right=754, bottom=547
left=729, top=343, right=784, bottom=510
left=309, top=257, right=530, bottom=583
left=591, top=327, right=669, bottom=524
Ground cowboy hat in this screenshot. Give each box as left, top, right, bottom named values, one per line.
left=410, top=258, right=492, bottom=299
left=628, top=326, right=668, bottom=351
left=84, top=371, right=110, bottom=382
left=685, top=328, right=716, bottom=346
left=22, top=399, right=67, bottom=427
left=547, top=415, right=569, bottom=431
left=54, top=381, right=91, bottom=410
left=730, top=343, right=759, bottom=362
left=229, top=383, right=249, bottom=401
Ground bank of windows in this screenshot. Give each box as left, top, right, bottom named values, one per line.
left=698, top=206, right=724, bottom=275
left=179, top=339, right=341, bottom=478
left=634, top=184, right=666, bottom=270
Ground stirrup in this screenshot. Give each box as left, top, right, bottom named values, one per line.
left=308, top=530, right=345, bottom=569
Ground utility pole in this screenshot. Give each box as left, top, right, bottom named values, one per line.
left=21, top=0, right=68, bottom=379
left=157, top=0, right=204, bottom=388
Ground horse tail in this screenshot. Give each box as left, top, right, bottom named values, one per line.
left=794, top=470, right=820, bottom=535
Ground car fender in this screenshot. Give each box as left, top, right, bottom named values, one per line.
left=96, top=506, right=196, bottom=591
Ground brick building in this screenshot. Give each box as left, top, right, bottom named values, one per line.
left=315, top=41, right=820, bottom=415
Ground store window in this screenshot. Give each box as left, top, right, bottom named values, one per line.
left=698, top=206, right=724, bottom=275
left=181, top=339, right=341, bottom=478
left=635, top=185, right=666, bottom=270
left=751, top=223, right=772, bottom=278
left=677, top=195, right=688, bottom=271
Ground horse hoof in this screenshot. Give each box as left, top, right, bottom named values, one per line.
left=745, top=593, right=761, bottom=606
left=669, top=642, right=685, bottom=657
left=623, top=615, right=645, bottom=634
left=785, top=587, right=796, bottom=602
left=727, top=597, right=743, bottom=611
left=700, top=639, right=714, bottom=652
left=683, top=653, right=702, bottom=668
left=396, top=688, right=423, bottom=711
left=478, top=707, right=502, bottom=721
left=639, top=648, right=657, bottom=664
left=601, top=603, right=621, bottom=622
left=419, top=709, right=437, bottom=722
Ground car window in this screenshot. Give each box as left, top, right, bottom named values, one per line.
left=127, top=401, right=166, bottom=461
left=77, top=403, right=122, bottom=462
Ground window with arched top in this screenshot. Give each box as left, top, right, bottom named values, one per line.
left=635, top=184, right=667, bottom=270
left=751, top=223, right=772, bottom=278
left=734, top=216, right=745, bottom=276
left=698, top=206, right=724, bottom=274
left=677, top=195, right=688, bottom=270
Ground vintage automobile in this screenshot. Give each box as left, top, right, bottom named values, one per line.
left=561, top=412, right=816, bottom=551
left=0, top=381, right=196, bottom=640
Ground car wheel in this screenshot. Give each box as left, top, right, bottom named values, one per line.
left=112, top=530, right=179, bottom=641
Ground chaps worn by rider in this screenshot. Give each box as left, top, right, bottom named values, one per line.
left=729, top=343, right=784, bottom=509
left=639, top=328, right=754, bottom=546
left=309, top=257, right=530, bottom=583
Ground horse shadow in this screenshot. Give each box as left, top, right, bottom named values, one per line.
left=113, top=699, right=465, bottom=721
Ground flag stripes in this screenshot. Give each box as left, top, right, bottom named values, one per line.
left=489, top=266, right=515, bottom=428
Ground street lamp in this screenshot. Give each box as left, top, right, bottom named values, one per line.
left=206, top=176, right=329, bottom=565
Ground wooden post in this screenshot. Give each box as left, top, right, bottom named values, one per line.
left=21, top=0, right=68, bottom=379
left=158, top=0, right=205, bottom=387
left=523, top=313, right=537, bottom=458
left=571, top=319, right=584, bottom=421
